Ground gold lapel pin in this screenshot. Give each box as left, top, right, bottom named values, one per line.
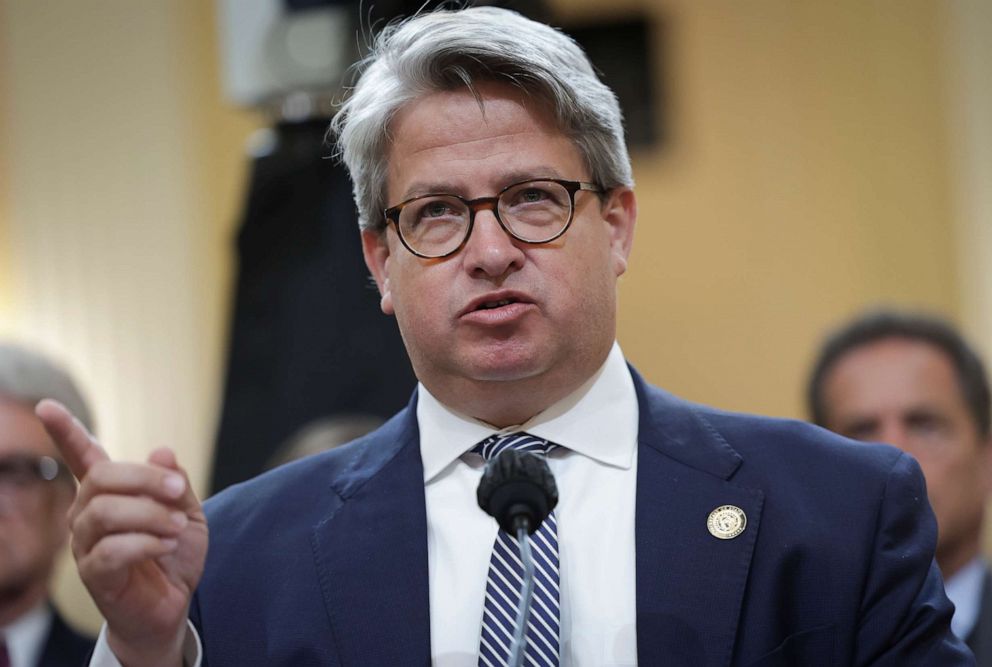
left=707, top=505, right=746, bottom=540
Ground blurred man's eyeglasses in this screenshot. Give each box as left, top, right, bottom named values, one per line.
left=0, top=454, right=70, bottom=492
left=383, top=178, right=603, bottom=259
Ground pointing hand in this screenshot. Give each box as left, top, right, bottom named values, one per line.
left=36, top=399, right=208, bottom=667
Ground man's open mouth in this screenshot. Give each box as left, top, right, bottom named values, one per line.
left=477, top=298, right=518, bottom=310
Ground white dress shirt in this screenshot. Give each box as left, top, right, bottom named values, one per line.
left=423, top=342, right=639, bottom=666
left=945, top=556, right=987, bottom=642
left=1, top=602, right=52, bottom=667
left=90, top=342, right=640, bottom=666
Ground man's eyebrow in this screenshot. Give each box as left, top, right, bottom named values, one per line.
left=399, top=168, right=568, bottom=201
left=837, top=415, right=879, bottom=435
left=498, top=168, right=566, bottom=185
left=400, top=182, right=458, bottom=200
left=904, top=407, right=950, bottom=423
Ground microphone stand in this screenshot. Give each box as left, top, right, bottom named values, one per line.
left=509, top=517, right=536, bottom=667
left=476, top=448, right=558, bottom=667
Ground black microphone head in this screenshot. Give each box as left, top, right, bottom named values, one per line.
left=476, top=449, right=558, bottom=535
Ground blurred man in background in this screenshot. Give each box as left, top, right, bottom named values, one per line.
left=809, top=310, right=992, bottom=662
left=0, top=344, right=95, bottom=667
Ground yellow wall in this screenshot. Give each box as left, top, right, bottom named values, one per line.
left=0, top=11, right=15, bottom=334
left=0, top=0, right=983, bottom=632
left=0, top=0, right=262, bottom=632
left=554, top=0, right=959, bottom=418
left=947, top=0, right=992, bottom=357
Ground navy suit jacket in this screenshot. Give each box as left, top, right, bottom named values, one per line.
left=37, top=606, right=94, bottom=667
left=191, top=368, right=973, bottom=665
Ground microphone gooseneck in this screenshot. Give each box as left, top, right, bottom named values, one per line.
left=477, top=448, right=559, bottom=667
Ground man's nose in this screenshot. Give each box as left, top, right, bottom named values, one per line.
left=461, top=210, right=525, bottom=278
left=878, top=422, right=910, bottom=451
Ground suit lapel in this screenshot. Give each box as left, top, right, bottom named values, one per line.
left=632, top=371, right=764, bottom=667
left=308, top=373, right=764, bottom=665
left=310, top=401, right=432, bottom=666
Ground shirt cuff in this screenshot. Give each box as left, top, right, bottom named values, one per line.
left=90, top=620, right=202, bottom=667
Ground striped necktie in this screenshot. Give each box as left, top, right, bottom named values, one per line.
left=474, top=432, right=560, bottom=667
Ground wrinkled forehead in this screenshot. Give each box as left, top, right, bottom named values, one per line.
left=384, top=82, right=580, bottom=188
left=825, top=337, right=974, bottom=420
left=393, top=83, right=563, bottom=141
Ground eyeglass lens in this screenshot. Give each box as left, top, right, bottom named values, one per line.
left=397, top=180, right=573, bottom=257
left=0, top=454, right=63, bottom=489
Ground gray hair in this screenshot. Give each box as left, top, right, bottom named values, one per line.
left=330, top=6, right=634, bottom=232
left=0, top=343, right=94, bottom=433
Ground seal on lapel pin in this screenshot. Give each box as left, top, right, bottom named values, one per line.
left=707, top=505, right=746, bottom=540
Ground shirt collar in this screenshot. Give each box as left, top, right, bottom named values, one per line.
left=944, top=555, right=987, bottom=640
left=0, top=601, right=52, bottom=667
left=418, top=342, right=638, bottom=483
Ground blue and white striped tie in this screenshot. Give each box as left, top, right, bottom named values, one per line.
left=474, top=432, right=560, bottom=667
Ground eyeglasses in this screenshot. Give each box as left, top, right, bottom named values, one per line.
left=383, top=178, right=603, bottom=259
left=0, top=454, right=69, bottom=492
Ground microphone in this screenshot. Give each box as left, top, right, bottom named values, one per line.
left=477, top=449, right=558, bottom=667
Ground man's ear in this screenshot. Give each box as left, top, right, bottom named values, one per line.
left=362, top=229, right=394, bottom=315
left=602, top=186, right=637, bottom=277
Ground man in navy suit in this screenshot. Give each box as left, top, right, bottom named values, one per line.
left=809, top=310, right=992, bottom=664
left=0, top=344, right=95, bottom=667
left=40, top=7, right=972, bottom=666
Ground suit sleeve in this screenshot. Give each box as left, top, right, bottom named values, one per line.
left=854, top=451, right=975, bottom=665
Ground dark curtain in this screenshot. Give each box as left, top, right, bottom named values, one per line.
left=209, top=121, right=416, bottom=494
left=210, top=0, right=570, bottom=493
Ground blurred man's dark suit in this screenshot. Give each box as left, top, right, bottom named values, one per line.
left=968, top=569, right=992, bottom=664
left=33, top=607, right=94, bottom=667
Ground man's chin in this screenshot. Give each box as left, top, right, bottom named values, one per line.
left=459, top=347, right=551, bottom=383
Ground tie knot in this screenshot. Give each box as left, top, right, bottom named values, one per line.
left=473, top=431, right=557, bottom=461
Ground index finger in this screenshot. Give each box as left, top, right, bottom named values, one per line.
left=35, top=398, right=110, bottom=480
